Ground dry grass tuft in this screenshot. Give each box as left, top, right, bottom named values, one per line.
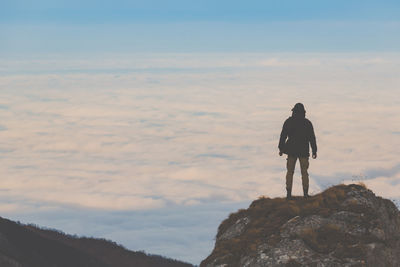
left=357, top=182, right=367, bottom=189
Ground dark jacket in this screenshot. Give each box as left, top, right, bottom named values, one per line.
left=278, top=112, right=317, bottom=157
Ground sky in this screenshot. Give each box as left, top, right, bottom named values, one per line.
left=1, top=0, right=400, bottom=54
left=1, top=0, right=400, bottom=265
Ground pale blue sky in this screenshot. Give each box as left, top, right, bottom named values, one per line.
left=2, top=0, right=400, bottom=23
left=1, top=0, right=400, bottom=55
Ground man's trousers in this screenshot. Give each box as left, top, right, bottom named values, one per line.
left=286, top=156, right=309, bottom=192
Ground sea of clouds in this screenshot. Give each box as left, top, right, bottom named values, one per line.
left=0, top=53, right=399, bottom=264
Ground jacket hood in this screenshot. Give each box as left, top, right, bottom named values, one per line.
left=291, top=103, right=305, bottom=113
left=292, top=110, right=306, bottom=119
left=291, top=103, right=306, bottom=119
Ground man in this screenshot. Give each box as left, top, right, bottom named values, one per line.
left=279, top=103, right=317, bottom=199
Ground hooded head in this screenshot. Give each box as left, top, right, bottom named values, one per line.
left=291, top=103, right=306, bottom=118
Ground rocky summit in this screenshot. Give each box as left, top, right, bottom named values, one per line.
left=201, top=184, right=400, bottom=267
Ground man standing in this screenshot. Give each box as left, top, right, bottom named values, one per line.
left=279, top=103, right=317, bottom=199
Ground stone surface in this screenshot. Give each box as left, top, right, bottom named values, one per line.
left=217, top=217, right=250, bottom=241
left=201, top=184, right=400, bottom=267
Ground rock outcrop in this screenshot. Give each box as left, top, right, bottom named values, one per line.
left=201, top=184, right=400, bottom=267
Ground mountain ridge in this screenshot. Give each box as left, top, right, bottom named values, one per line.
left=0, top=216, right=193, bottom=267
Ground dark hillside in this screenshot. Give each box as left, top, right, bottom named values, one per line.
left=26, top=225, right=193, bottom=267
left=0, top=217, right=107, bottom=267
left=0, top=216, right=193, bottom=267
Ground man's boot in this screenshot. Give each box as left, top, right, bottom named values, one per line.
left=286, top=188, right=292, bottom=200
left=303, top=187, right=310, bottom=198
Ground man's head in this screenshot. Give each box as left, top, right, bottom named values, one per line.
left=291, top=103, right=305, bottom=113
left=291, top=103, right=306, bottom=118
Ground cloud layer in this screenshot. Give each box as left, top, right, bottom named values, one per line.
left=0, top=53, right=399, bottom=263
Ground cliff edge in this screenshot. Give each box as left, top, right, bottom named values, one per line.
left=201, top=184, right=400, bottom=267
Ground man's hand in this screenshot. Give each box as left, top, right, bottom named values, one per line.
left=312, top=153, right=317, bottom=159
left=279, top=151, right=283, bottom=156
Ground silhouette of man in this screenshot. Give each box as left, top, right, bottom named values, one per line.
left=279, top=103, right=317, bottom=199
